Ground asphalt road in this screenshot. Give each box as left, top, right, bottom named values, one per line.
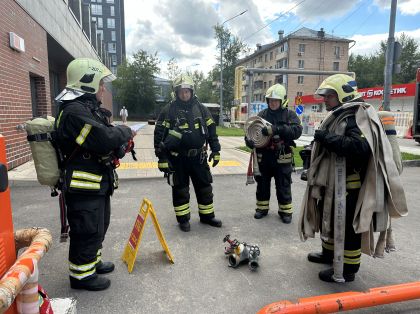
left=10, top=168, right=420, bottom=314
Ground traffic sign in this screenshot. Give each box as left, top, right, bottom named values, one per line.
left=296, top=96, right=303, bottom=105
left=296, top=105, right=304, bottom=115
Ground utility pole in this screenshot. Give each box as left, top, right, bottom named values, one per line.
left=219, top=10, right=247, bottom=126
left=383, top=0, right=398, bottom=111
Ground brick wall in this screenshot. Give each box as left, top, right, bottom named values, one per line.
left=0, top=0, right=50, bottom=169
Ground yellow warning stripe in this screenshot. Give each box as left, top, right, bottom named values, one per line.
left=118, top=160, right=241, bottom=169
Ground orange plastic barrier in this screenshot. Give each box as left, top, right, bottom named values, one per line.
left=258, top=281, right=420, bottom=313
left=0, top=134, right=17, bottom=314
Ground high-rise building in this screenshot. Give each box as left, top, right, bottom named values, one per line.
left=89, top=0, right=126, bottom=74
left=0, top=0, right=126, bottom=168
left=237, top=27, right=353, bottom=111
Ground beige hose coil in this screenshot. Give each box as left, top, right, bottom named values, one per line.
left=244, top=116, right=272, bottom=148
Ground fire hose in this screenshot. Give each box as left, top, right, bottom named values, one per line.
left=0, top=228, right=52, bottom=313
left=244, top=116, right=272, bottom=184
left=244, top=116, right=272, bottom=149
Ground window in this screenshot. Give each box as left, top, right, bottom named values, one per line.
left=298, top=60, right=304, bottom=69
left=110, top=5, right=115, bottom=16
left=111, top=54, right=117, bottom=65
left=97, top=17, right=103, bottom=28
left=111, top=30, right=116, bottom=41
left=108, top=43, right=116, bottom=53
left=333, top=62, right=339, bottom=71
left=270, top=51, right=273, bottom=60
left=264, top=82, right=267, bottom=89
left=298, top=76, right=304, bottom=84
left=107, top=18, right=115, bottom=28
left=97, top=29, right=103, bottom=40
left=269, top=80, right=272, bottom=87
left=334, top=46, right=340, bottom=58
left=97, top=0, right=101, bottom=2
left=311, top=105, right=319, bottom=112
left=297, top=91, right=303, bottom=96
left=111, top=66, right=117, bottom=74
left=299, top=44, right=305, bottom=53
left=264, top=54, right=267, bottom=62
left=106, top=0, right=114, bottom=3
left=91, top=4, right=102, bottom=15
left=258, top=56, right=262, bottom=62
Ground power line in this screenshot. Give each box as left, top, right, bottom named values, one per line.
left=331, top=0, right=367, bottom=33
left=243, top=0, right=306, bottom=42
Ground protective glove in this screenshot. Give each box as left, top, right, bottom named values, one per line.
left=208, top=151, right=220, bottom=167
left=314, top=129, right=328, bottom=142
left=261, top=126, right=272, bottom=136
left=244, top=136, right=255, bottom=149
left=158, top=158, right=172, bottom=173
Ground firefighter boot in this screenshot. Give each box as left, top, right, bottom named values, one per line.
left=318, top=268, right=355, bottom=283
left=70, top=275, right=111, bottom=291
left=279, top=212, right=292, bottom=224
left=307, top=252, right=333, bottom=264
left=200, top=217, right=222, bottom=227
left=179, top=221, right=190, bottom=232
left=96, top=261, right=115, bottom=274
left=254, top=210, right=268, bottom=219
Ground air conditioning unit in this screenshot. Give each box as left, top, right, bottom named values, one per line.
left=298, top=52, right=304, bottom=56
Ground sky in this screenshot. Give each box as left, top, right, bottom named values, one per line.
left=124, top=0, right=420, bottom=78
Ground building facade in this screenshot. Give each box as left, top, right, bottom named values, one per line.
left=237, top=27, right=353, bottom=108
left=0, top=0, right=124, bottom=169
left=89, top=0, right=125, bottom=74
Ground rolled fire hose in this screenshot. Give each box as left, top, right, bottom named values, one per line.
left=244, top=116, right=272, bottom=148
left=245, top=116, right=271, bottom=184
left=0, top=228, right=52, bottom=313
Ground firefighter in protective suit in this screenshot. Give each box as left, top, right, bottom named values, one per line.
left=55, top=58, right=134, bottom=291
left=154, top=74, right=222, bottom=232
left=306, top=74, right=370, bottom=282
left=245, top=84, right=302, bottom=223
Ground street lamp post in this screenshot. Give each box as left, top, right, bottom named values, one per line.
left=219, top=10, right=247, bottom=126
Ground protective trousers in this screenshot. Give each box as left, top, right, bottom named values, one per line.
left=255, top=151, right=292, bottom=215
left=320, top=188, right=362, bottom=274
left=66, top=193, right=110, bottom=280
left=170, top=155, right=214, bottom=223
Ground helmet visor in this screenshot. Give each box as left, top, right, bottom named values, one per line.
left=102, top=73, right=117, bottom=83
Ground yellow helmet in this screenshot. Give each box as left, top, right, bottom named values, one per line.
left=316, top=74, right=360, bottom=103
left=173, top=74, right=194, bottom=94
left=265, top=84, right=289, bottom=108
left=66, top=58, right=116, bottom=94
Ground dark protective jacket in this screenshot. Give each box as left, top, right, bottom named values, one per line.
left=154, top=96, right=221, bottom=156
left=55, top=95, right=132, bottom=195
left=318, top=114, right=370, bottom=176
left=257, top=107, right=302, bottom=153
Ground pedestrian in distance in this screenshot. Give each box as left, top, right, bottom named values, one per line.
left=55, top=58, right=136, bottom=291
left=244, top=84, right=302, bottom=223
left=299, top=74, right=408, bottom=283
left=154, top=74, right=222, bottom=232
left=120, top=106, right=128, bottom=124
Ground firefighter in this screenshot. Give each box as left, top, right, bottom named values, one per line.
left=55, top=58, right=134, bottom=291
left=305, top=74, right=371, bottom=282
left=154, top=74, right=222, bottom=232
left=245, top=84, right=302, bottom=223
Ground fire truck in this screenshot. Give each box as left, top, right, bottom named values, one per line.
left=413, top=68, right=420, bottom=143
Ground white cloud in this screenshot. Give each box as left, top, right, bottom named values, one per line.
left=350, top=28, right=420, bottom=56
left=124, top=0, right=420, bottom=77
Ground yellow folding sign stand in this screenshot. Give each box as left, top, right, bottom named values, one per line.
left=122, top=198, right=174, bottom=273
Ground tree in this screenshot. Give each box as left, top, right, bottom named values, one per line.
left=165, top=58, right=182, bottom=82
left=195, top=70, right=219, bottom=103
left=349, top=33, right=420, bottom=88
left=113, top=50, right=160, bottom=116
left=213, top=25, right=248, bottom=112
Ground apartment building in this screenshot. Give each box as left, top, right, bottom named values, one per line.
left=89, top=0, right=126, bottom=74
left=0, top=0, right=120, bottom=168
left=237, top=27, right=353, bottom=110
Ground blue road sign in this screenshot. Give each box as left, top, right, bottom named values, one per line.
left=296, top=105, right=304, bottom=115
